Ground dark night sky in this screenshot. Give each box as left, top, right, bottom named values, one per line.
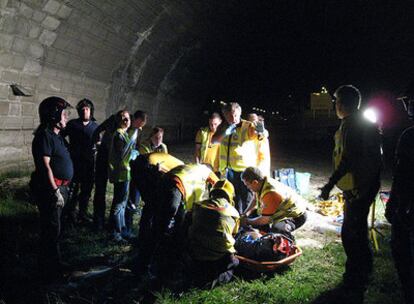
left=180, top=1, right=414, bottom=111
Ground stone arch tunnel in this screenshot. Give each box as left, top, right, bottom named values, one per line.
left=1, top=1, right=413, bottom=173
left=0, top=0, right=225, bottom=172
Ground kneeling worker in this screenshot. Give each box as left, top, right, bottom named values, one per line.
left=241, top=167, right=307, bottom=235
left=188, top=179, right=240, bottom=287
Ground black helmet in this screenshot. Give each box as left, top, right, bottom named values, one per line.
left=76, top=98, right=95, bottom=120
left=38, top=96, right=72, bottom=125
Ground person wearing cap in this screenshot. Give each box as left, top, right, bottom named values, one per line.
left=61, top=99, right=98, bottom=225
left=187, top=179, right=240, bottom=287
left=240, top=167, right=307, bottom=236
left=319, top=85, right=382, bottom=292
left=30, top=96, right=73, bottom=282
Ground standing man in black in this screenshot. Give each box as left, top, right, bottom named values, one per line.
left=30, top=96, right=73, bottom=282
left=62, top=99, right=98, bottom=225
left=385, top=96, right=414, bottom=304
left=320, top=85, right=382, bottom=292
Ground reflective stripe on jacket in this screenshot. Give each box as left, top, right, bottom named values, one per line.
left=258, top=177, right=306, bottom=223
left=189, top=197, right=240, bottom=261
left=219, top=120, right=257, bottom=173
left=170, top=164, right=215, bottom=210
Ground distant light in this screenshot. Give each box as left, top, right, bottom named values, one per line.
left=252, top=107, right=256, bottom=110
left=272, top=112, right=275, bottom=115
left=363, top=108, right=378, bottom=123
left=212, top=100, right=216, bottom=103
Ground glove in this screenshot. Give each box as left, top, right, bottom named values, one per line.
left=319, top=183, right=334, bottom=200
left=53, top=188, right=65, bottom=208
left=255, top=121, right=265, bottom=134
left=130, top=149, right=139, bottom=161
left=224, top=124, right=237, bottom=136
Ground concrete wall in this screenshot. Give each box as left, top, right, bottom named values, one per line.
left=0, top=0, right=203, bottom=173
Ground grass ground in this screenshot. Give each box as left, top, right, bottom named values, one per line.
left=0, top=142, right=401, bottom=303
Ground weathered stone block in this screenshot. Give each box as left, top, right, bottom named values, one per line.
left=21, top=73, right=38, bottom=88
left=0, top=53, right=14, bottom=68
left=61, top=80, right=74, bottom=93
left=0, top=33, right=14, bottom=50
left=1, top=70, right=19, bottom=83
left=12, top=54, right=26, bottom=69
left=41, top=15, right=60, bottom=30
left=0, top=100, right=9, bottom=113
left=0, top=84, right=10, bottom=99
left=8, top=102, right=21, bottom=116
left=42, top=0, right=60, bottom=15
left=11, top=37, right=28, bottom=53
left=56, top=4, right=71, bottom=19
left=32, top=10, right=46, bottom=22
left=28, top=24, right=41, bottom=38
left=22, top=116, right=35, bottom=128
left=28, top=41, right=44, bottom=59
left=0, top=14, right=16, bottom=34
left=23, top=59, right=42, bottom=75
left=0, top=0, right=9, bottom=9
left=19, top=2, right=33, bottom=18
left=1, top=116, right=22, bottom=129
left=38, top=29, right=57, bottom=46
left=54, top=51, right=69, bottom=66
left=21, top=102, right=35, bottom=116
left=15, top=17, right=30, bottom=36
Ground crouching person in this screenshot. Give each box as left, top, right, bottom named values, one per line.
left=240, top=167, right=307, bottom=237
left=187, top=180, right=240, bottom=288
left=30, top=97, right=73, bottom=283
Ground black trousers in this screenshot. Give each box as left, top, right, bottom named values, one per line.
left=391, top=214, right=414, bottom=304
left=342, top=184, right=379, bottom=286
left=190, top=253, right=239, bottom=288
left=37, top=185, right=69, bottom=280
left=225, top=169, right=254, bottom=214
left=93, top=149, right=109, bottom=226
left=66, top=159, right=94, bottom=219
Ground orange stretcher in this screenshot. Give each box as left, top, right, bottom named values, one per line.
left=235, top=246, right=302, bottom=272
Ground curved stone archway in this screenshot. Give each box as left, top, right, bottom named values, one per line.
left=0, top=0, right=206, bottom=172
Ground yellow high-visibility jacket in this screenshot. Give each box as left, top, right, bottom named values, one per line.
left=258, top=177, right=306, bottom=224
left=170, top=164, right=218, bottom=210
left=219, top=120, right=257, bottom=173
left=189, top=197, right=240, bottom=261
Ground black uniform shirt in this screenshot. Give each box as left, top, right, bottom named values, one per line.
left=32, top=127, right=74, bottom=181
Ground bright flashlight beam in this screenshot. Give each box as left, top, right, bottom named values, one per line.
left=363, top=108, right=378, bottom=123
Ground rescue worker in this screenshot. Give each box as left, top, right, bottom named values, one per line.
left=240, top=167, right=307, bottom=236
left=108, top=110, right=135, bottom=242
left=62, top=98, right=98, bottom=225
left=92, top=110, right=147, bottom=230
left=139, top=127, right=168, bottom=154
left=30, top=96, right=73, bottom=282
left=385, top=94, right=414, bottom=304
left=130, top=152, right=184, bottom=275
left=149, top=163, right=219, bottom=281
left=320, top=85, right=382, bottom=291
left=212, top=102, right=261, bottom=214
left=187, top=179, right=240, bottom=288
left=194, top=112, right=222, bottom=173
left=247, top=113, right=271, bottom=177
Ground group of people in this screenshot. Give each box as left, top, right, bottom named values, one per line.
left=29, top=96, right=308, bottom=288
left=28, top=83, right=414, bottom=302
